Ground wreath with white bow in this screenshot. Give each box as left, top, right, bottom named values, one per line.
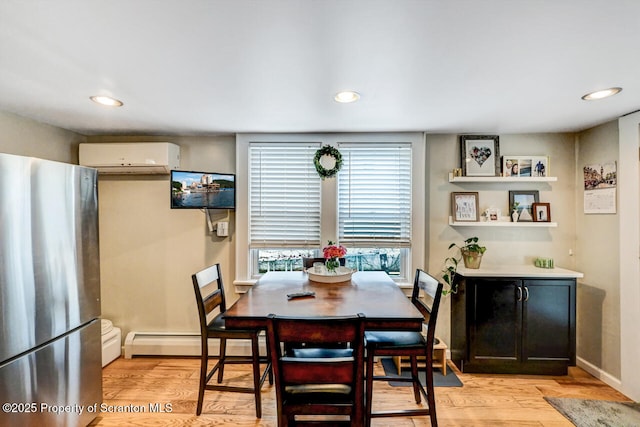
left=314, top=145, right=343, bottom=179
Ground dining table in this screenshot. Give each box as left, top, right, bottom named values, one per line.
left=223, top=270, right=424, bottom=331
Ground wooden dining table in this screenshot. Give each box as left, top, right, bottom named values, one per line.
left=224, top=271, right=424, bottom=331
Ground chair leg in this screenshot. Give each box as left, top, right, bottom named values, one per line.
left=365, top=351, right=375, bottom=427
left=410, top=355, right=422, bottom=404
left=196, top=337, right=208, bottom=415
left=424, top=352, right=438, bottom=427
left=217, top=337, right=227, bottom=383
left=251, top=334, right=263, bottom=418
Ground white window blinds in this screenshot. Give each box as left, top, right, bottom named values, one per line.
left=338, top=143, right=412, bottom=247
left=249, top=143, right=321, bottom=248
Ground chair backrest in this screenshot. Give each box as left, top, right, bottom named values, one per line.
left=266, top=313, right=366, bottom=423
left=411, top=269, right=444, bottom=345
left=191, top=264, right=226, bottom=333
left=302, top=257, right=346, bottom=269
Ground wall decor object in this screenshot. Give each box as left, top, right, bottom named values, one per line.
left=508, top=190, right=540, bottom=222
left=460, top=135, right=500, bottom=176
left=502, top=156, right=549, bottom=177
left=314, top=145, right=343, bottom=179
left=532, top=202, right=551, bottom=222
left=451, top=192, right=479, bottom=222
left=583, top=161, right=617, bottom=214
left=484, top=206, right=501, bottom=222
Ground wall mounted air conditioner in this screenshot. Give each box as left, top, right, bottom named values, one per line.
left=79, top=142, right=180, bottom=174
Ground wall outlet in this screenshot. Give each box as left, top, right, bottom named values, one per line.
left=216, top=221, right=229, bottom=237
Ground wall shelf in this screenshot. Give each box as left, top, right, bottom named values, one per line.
left=449, top=217, right=558, bottom=228
left=448, top=173, right=557, bottom=183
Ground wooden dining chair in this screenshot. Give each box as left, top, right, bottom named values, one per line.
left=191, top=264, right=272, bottom=417
left=364, top=269, right=444, bottom=427
left=266, top=313, right=366, bottom=427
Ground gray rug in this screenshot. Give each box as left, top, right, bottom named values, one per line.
left=380, top=357, right=463, bottom=387
left=545, top=397, right=640, bottom=427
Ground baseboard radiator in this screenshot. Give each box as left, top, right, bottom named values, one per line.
left=123, top=331, right=267, bottom=359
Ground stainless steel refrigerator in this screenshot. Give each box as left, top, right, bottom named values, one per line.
left=0, top=153, right=102, bottom=426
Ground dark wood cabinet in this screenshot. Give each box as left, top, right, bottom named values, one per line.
left=451, top=275, right=576, bottom=375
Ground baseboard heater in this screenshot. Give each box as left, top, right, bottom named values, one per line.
left=123, top=331, right=267, bottom=359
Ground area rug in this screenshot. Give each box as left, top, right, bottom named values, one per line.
left=380, top=357, right=463, bottom=387
left=545, top=397, right=640, bottom=427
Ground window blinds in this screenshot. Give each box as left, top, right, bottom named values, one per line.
left=249, top=143, right=321, bottom=248
left=338, top=143, right=412, bottom=247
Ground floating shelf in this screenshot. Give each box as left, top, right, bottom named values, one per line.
left=448, top=173, right=557, bottom=183
left=448, top=217, right=558, bottom=228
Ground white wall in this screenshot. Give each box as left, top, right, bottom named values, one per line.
left=618, top=112, right=640, bottom=401
left=427, top=133, right=579, bottom=344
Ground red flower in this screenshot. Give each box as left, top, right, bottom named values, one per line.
left=322, top=241, right=347, bottom=259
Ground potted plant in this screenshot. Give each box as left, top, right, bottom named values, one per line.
left=442, top=237, right=487, bottom=295
left=453, top=236, right=486, bottom=269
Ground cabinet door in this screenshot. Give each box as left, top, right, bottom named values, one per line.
left=469, top=279, right=522, bottom=363
left=523, top=279, right=576, bottom=363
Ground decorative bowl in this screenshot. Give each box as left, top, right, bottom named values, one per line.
left=306, top=266, right=355, bottom=283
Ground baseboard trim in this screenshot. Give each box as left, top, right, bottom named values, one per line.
left=576, top=356, right=622, bottom=391
left=123, top=331, right=267, bottom=359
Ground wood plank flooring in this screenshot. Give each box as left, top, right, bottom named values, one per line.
left=90, top=357, right=631, bottom=426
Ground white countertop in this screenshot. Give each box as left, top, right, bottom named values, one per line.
left=457, top=264, right=584, bottom=278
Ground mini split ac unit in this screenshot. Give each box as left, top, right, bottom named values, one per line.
left=79, top=142, right=180, bottom=174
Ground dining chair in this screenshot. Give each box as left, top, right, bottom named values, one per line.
left=266, top=313, right=366, bottom=427
left=191, top=263, right=272, bottom=417
left=364, top=269, right=444, bottom=427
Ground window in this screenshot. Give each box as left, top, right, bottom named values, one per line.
left=338, top=143, right=412, bottom=277
left=235, top=133, right=425, bottom=286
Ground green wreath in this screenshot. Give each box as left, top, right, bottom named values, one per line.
left=314, top=145, right=343, bottom=179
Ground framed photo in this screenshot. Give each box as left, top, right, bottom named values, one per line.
left=460, top=135, right=500, bottom=176
left=502, top=155, right=550, bottom=177
left=532, top=202, right=551, bottom=222
left=508, top=190, right=539, bottom=222
left=531, top=156, right=549, bottom=177
left=484, top=206, right=501, bottom=222
left=451, top=192, right=479, bottom=222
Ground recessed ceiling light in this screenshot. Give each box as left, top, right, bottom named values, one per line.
left=90, top=95, right=123, bottom=107
left=581, top=87, right=622, bottom=101
left=334, top=91, right=360, bottom=103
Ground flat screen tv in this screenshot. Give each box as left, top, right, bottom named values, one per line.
left=170, top=170, right=236, bottom=209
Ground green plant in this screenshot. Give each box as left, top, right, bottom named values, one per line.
left=441, top=237, right=487, bottom=295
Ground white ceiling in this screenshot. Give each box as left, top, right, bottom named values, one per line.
left=1, top=0, right=639, bottom=136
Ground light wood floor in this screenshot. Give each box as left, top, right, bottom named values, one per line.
left=90, top=356, right=631, bottom=427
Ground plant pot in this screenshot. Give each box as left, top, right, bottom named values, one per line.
left=461, top=249, right=483, bottom=269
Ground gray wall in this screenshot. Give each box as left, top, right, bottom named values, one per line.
left=575, top=121, right=620, bottom=377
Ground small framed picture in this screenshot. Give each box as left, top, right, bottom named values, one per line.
left=460, top=135, right=500, bottom=176
left=532, top=202, right=551, bottom=222
left=508, top=190, right=540, bottom=222
left=502, top=155, right=550, bottom=177
left=531, top=156, right=549, bottom=177
left=451, top=192, right=479, bottom=222
left=484, top=207, right=501, bottom=222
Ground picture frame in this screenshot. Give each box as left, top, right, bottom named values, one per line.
left=451, top=192, right=479, bottom=222
left=532, top=202, right=551, bottom=222
left=484, top=206, right=501, bottom=222
left=508, top=190, right=540, bottom=222
left=460, top=135, right=500, bottom=176
left=502, top=155, right=549, bottom=177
